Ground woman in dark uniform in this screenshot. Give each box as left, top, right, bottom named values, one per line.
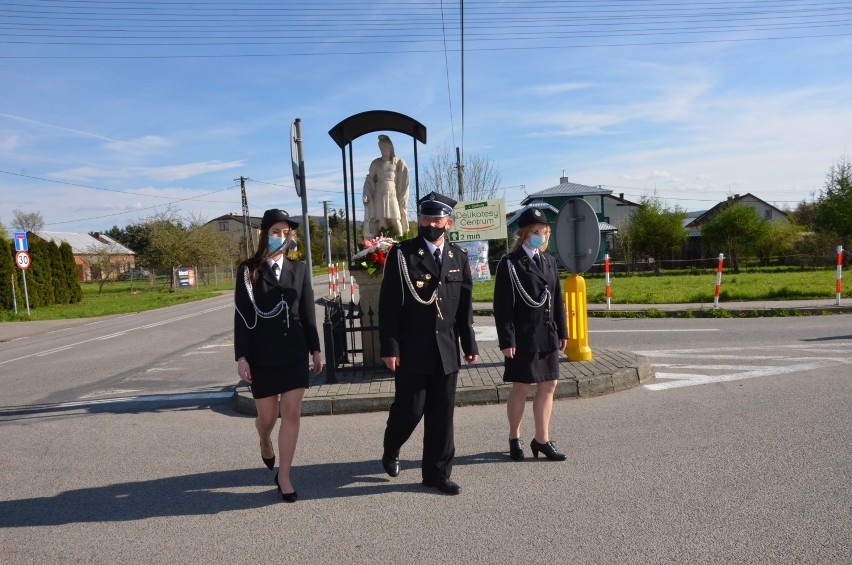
left=493, top=207, right=568, bottom=462
left=234, top=208, right=323, bottom=502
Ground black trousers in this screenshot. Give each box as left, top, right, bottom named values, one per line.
left=383, top=366, right=458, bottom=482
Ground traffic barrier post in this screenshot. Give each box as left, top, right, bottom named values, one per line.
left=836, top=245, right=844, bottom=306
left=714, top=253, right=725, bottom=308
left=604, top=253, right=611, bottom=310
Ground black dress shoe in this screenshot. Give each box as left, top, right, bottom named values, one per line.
left=508, top=438, right=525, bottom=461
left=422, top=478, right=461, bottom=495
left=274, top=472, right=298, bottom=503
left=260, top=440, right=275, bottom=470
left=381, top=454, right=400, bottom=477
left=530, top=439, right=567, bottom=461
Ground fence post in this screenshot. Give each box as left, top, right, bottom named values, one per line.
left=604, top=253, right=611, bottom=310
left=714, top=253, right=725, bottom=308
left=836, top=245, right=844, bottom=306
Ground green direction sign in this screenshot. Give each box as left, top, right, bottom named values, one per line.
left=448, top=199, right=506, bottom=242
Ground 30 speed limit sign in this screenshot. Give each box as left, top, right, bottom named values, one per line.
left=15, top=250, right=31, bottom=270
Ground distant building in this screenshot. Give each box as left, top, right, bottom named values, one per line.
left=683, top=193, right=789, bottom=260
left=507, top=177, right=618, bottom=266
left=32, top=231, right=136, bottom=281
left=204, top=213, right=262, bottom=258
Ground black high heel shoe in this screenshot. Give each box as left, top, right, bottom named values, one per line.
left=530, top=439, right=567, bottom=461
left=260, top=441, right=275, bottom=470
left=508, top=438, right=525, bottom=461
left=273, top=472, right=297, bottom=503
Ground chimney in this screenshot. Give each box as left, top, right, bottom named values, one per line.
left=619, top=193, right=624, bottom=200
left=560, top=176, right=570, bottom=184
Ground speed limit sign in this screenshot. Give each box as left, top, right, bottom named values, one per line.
left=15, top=250, right=31, bottom=270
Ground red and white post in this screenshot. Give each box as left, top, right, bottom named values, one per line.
left=350, top=275, right=356, bottom=303
left=327, top=263, right=334, bottom=298
left=713, top=253, right=725, bottom=308
left=604, top=253, right=611, bottom=310
left=836, top=245, right=843, bottom=306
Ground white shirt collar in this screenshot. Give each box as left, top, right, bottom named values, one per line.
left=267, top=257, right=283, bottom=272
left=522, top=243, right=538, bottom=260
left=424, top=239, right=443, bottom=257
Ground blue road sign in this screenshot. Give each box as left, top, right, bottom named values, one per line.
left=14, top=232, right=28, bottom=252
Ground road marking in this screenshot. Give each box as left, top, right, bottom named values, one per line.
left=55, top=391, right=234, bottom=408
left=474, top=327, right=498, bottom=341
left=591, top=329, right=719, bottom=333
left=640, top=343, right=849, bottom=391
left=0, top=303, right=231, bottom=366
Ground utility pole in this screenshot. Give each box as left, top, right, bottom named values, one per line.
left=322, top=200, right=332, bottom=267
left=239, top=176, right=254, bottom=258
left=456, top=146, right=464, bottom=201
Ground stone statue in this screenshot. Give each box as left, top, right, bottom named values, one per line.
left=362, top=134, right=409, bottom=238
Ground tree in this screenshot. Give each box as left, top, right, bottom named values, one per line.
left=701, top=203, right=768, bottom=272
left=59, top=241, right=82, bottom=303
left=813, top=154, right=852, bottom=255
left=614, top=215, right=637, bottom=272
left=85, top=242, right=129, bottom=293
left=11, top=209, right=45, bottom=232
left=421, top=144, right=502, bottom=204
left=628, top=196, right=687, bottom=273
left=104, top=223, right=152, bottom=265
left=787, top=199, right=816, bottom=229
left=754, top=219, right=800, bottom=266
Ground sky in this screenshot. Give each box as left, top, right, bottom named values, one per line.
left=2, top=0, right=852, bottom=234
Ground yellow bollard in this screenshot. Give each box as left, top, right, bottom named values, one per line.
left=563, top=274, right=593, bottom=361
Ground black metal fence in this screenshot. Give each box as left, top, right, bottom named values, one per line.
left=322, top=295, right=385, bottom=383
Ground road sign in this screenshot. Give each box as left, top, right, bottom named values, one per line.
left=16, top=250, right=31, bottom=270
left=290, top=120, right=304, bottom=197
left=553, top=198, right=601, bottom=273
left=448, top=199, right=507, bottom=242
left=14, top=232, right=28, bottom=252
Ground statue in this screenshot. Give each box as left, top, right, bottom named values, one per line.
left=362, top=134, right=409, bottom=239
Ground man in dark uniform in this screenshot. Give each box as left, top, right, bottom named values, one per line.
left=379, top=191, right=480, bottom=495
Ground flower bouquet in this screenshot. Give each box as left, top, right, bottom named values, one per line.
left=352, top=235, right=397, bottom=276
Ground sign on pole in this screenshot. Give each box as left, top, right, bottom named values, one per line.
left=15, top=251, right=31, bottom=270
left=447, top=199, right=507, bottom=242
left=14, top=232, right=28, bottom=252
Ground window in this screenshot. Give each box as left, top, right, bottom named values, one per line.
left=219, top=221, right=229, bottom=231
left=764, top=209, right=772, bottom=220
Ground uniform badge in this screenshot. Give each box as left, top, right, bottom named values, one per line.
left=418, top=248, right=425, bottom=256
left=416, top=280, right=425, bottom=288
left=425, top=274, right=432, bottom=280
left=447, top=250, right=454, bottom=258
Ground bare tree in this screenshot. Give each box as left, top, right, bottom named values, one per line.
left=12, top=209, right=45, bottom=232
left=85, top=243, right=129, bottom=293
left=420, top=145, right=502, bottom=205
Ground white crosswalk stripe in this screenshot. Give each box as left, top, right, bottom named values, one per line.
left=637, top=343, right=851, bottom=391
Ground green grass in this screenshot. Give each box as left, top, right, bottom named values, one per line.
left=1, top=277, right=234, bottom=322
left=472, top=267, right=847, bottom=304
left=4, top=266, right=847, bottom=322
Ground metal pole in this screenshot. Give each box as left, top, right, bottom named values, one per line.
left=293, top=119, right=313, bottom=276
left=456, top=146, right=464, bottom=201
left=11, top=274, right=17, bottom=315
left=22, top=269, right=31, bottom=316
left=322, top=200, right=333, bottom=267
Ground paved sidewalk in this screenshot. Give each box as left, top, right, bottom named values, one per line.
left=234, top=347, right=653, bottom=417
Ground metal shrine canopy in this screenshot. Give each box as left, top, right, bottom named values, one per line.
left=328, top=110, right=427, bottom=267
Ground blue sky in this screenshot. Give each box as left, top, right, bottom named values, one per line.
left=2, top=0, right=852, bottom=233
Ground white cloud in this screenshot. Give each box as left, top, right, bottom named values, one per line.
left=54, top=160, right=245, bottom=182
left=103, top=135, right=172, bottom=154
left=0, top=134, right=18, bottom=151
left=530, top=82, right=594, bottom=95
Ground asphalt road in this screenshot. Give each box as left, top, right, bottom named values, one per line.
left=0, top=298, right=849, bottom=564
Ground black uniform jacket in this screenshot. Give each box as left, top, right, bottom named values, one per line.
left=379, top=237, right=479, bottom=375
left=233, top=258, right=320, bottom=365
left=493, top=248, right=568, bottom=352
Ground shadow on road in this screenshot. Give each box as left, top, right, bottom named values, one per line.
left=0, top=452, right=507, bottom=526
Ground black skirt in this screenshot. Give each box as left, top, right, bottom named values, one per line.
left=249, top=358, right=310, bottom=399
left=503, top=349, right=559, bottom=383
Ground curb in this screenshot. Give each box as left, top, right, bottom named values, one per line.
left=233, top=350, right=653, bottom=417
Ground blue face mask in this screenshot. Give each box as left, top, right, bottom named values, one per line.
left=527, top=234, right=546, bottom=249
left=268, top=236, right=286, bottom=253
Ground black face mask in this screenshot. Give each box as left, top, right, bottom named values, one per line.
left=418, top=224, right=446, bottom=243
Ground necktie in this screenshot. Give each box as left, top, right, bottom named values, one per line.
left=533, top=253, right=541, bottom=269
left=272, top=263, right=280, bottom=279
left=433, top=248, right=442, bottom=268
